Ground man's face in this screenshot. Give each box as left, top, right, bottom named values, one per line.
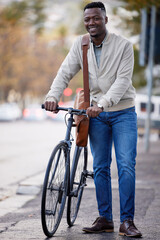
left=84, top=8, right=108, bottom=38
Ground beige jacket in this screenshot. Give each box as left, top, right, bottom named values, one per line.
left=46, top=32, right=136, bottom=112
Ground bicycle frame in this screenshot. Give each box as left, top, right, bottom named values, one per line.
left=63, top=111, right=74, bottom=146
left=61, top=112, right=74, bottom=197
left=52, top=107, right=86, bottom=196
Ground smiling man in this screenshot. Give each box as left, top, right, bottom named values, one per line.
left=44, top=2, right=142, bottom=238
left=84, top=5, right=107, bottom=41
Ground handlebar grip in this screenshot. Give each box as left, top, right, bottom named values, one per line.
left=41, top=103, right=86, bottom=114
left=41, top=104, right=59, bottom=111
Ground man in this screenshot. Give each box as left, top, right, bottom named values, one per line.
left=44, top=2, right=142, bottom=238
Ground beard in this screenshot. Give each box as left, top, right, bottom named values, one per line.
left=88, top=28, right=105, bottom=39
left=90, top=33, right=99, bottom=38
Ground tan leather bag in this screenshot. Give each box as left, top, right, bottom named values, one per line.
left=74, top=90, right=89, bottom=147
left=74, top=34, right=90, bottom=147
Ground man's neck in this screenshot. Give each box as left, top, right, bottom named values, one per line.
left=91, top=31, right=107, bottom=46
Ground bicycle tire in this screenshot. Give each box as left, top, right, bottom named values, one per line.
left=67, top=146, right=88, bottom=226
left=41, top=142, right=69, bottom=237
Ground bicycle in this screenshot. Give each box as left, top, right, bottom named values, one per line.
left=41, top=105, right=94, bottom=237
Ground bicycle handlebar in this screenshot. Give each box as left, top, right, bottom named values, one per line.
left=41, top=104, right=86, bottom=115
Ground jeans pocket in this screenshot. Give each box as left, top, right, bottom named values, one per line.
left=97, top=111, right=105, bottom=119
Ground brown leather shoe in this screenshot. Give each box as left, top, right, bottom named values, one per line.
left=82, top=216, right=114, bottom=233
left=119, top=219, right=142, bottom=238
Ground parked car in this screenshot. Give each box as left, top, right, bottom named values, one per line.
left=23, top=104, right=47, bottom=121
left=0, top=103, right=22, bottom=121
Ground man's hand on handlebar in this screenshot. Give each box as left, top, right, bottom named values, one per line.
left=44, top=101, right=59, bottom=113
left=86, top=105, right=103, bottom=118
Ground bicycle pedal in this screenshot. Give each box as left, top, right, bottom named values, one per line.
left=81, top=183, right=87, bottom=188
left=83, top=170, right=94, bottom=179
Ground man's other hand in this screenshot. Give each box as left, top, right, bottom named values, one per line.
left=44, top=101, right=59, bottom=113
left=86, top=105, right=103, bottom=118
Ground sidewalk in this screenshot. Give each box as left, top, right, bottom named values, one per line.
left=0, top=140, right=160, bottom=239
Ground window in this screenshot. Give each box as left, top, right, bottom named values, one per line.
left=140, top=102, right=146, bottom=112
left=140, top=102, right=154, bottom=112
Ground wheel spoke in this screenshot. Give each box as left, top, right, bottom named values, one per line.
left=45, top=210, right=55, bottom=216
left=67, top=146, right=87, bottom=226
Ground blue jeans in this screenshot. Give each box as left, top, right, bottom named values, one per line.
left=89, top=107, right=137, bottom=223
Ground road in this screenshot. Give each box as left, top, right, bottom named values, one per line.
left=0, top=120, right=66, bottom=185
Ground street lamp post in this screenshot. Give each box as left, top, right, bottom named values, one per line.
left=144, top=6, right=156, bottom=152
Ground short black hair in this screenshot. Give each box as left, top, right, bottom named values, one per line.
left=84, top=2, right=106, bottom=13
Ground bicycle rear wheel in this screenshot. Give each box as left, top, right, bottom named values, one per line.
left=41, top=142, right=69, bottom=237
left=67, top=146, right=88, bottom=226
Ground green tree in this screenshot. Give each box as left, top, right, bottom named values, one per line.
left=120, top=0, right=160, bottom=35
left=0, top=0, right=65, bottom=104
left=75, top=0, right=92, bottom=35
left=119, top=0, right=160, bottom=89
left=27, top=0, right=46, bottom=34
left=0, top=0, right=46, bottom=33
left=122, top=0, right=160, bottom=10
left=132, top=48, right=146, bottom=89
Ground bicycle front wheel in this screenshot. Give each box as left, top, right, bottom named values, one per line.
left=67, top=146, right=88, bottom=226
left=41, top=142, right=69, bottom=237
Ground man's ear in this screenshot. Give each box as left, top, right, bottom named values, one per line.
left=105, top=16, right=108, bottom=24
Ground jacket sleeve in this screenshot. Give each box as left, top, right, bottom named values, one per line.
left=98, top=42, right=134, bottom=108
left=45, top=37, right=81, bottom=103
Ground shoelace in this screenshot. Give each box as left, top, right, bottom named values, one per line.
left=92, top=217, right=101, bottom=225
left=126, top=220, right=137, bottom=231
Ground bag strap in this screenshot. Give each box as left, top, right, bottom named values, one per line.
left=82, top=34, right=90, bottom=106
